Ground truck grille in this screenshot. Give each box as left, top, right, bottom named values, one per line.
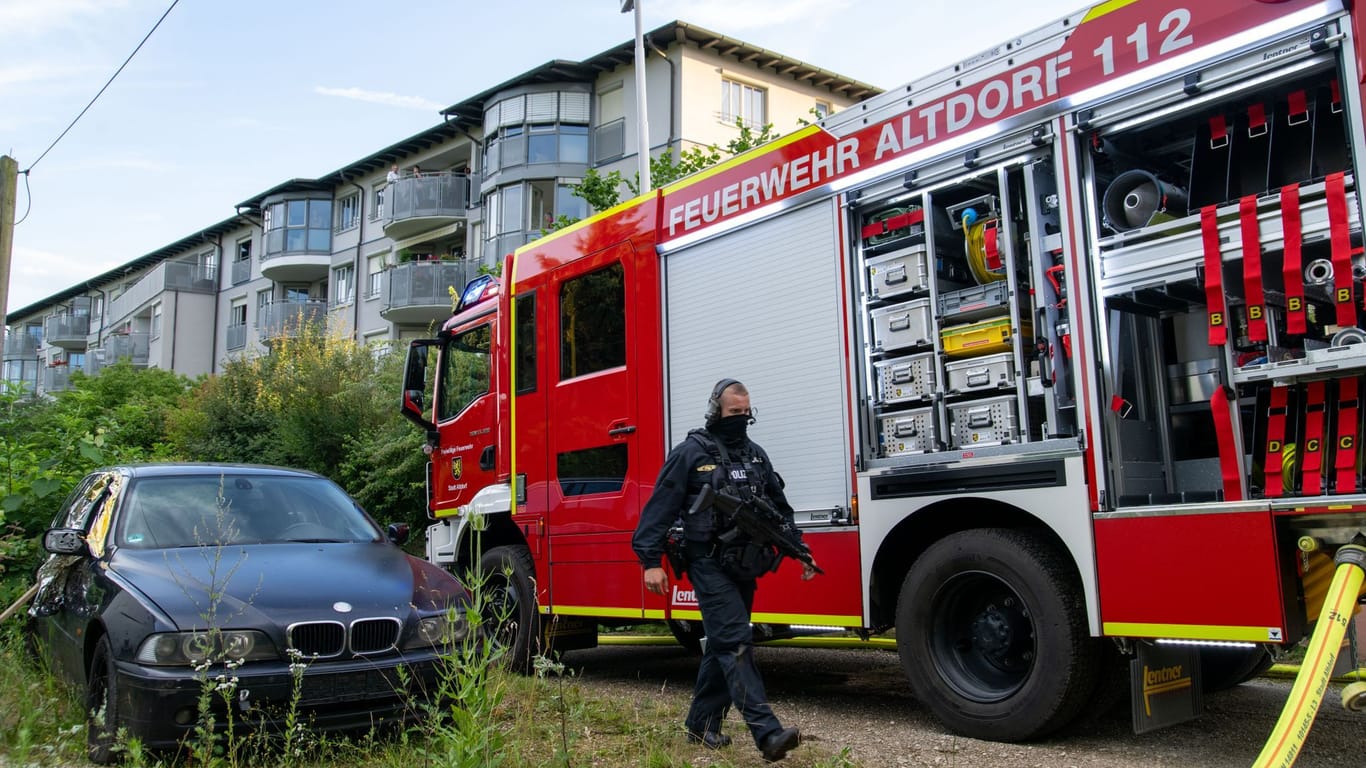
left=288, top=618, right=402, bottom=658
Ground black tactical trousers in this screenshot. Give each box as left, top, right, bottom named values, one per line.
left=683, top=554, right=783, bottom=747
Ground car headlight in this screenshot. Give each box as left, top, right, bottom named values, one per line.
left=136, top=630, right=277, bottom=666
left=406, top=609, right=469, bottom=650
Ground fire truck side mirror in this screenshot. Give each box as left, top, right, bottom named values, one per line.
left=401, top=339, right=439, bottom=434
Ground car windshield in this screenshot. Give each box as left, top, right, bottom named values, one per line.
left=116, top=474, right=382, bottom=549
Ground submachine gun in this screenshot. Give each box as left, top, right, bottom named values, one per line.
left=692, top=485, right=824, bottom=575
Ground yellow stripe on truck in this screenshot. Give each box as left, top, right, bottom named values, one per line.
left=1103, top=621, right=1278, bottom=643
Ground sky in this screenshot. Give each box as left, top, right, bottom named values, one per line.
left=1, top=0, right=1084, bottom=315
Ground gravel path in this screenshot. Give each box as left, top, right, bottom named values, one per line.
left=562, top=643, right=1364, bottom=767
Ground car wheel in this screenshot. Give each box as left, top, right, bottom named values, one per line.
left=896, top=528, right=1098, bottom=742
left=476, top=545, right=541, bottom=673
left=667, top=618, right=704, bottom=654
left=87, top=635, right=121, bottom=765
left=1199, top=644, right=1275, bottom=693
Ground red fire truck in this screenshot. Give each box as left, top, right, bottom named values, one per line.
left=401, top=0, right=1366, bottom=741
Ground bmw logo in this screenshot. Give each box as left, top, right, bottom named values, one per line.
left=333, top=601, right=353, bottom=613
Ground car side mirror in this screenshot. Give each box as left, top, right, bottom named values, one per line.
left=43, top=528, right=87, bottom=556
left=387, top=522, right=410, bottom=546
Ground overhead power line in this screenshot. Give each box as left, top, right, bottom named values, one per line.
left=22, top=0, right=182, bottom=175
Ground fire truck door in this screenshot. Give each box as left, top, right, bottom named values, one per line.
left=545, top=241, right=642, bottom=617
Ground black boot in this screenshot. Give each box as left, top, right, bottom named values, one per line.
left=760, top=726, right=800, bottom=762
left=686, top=730, right=732, bottom=749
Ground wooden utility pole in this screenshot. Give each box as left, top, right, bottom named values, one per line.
left=0, top=155, right=17, bottom=327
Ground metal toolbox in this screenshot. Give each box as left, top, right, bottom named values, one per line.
left=948, top=394, right=1020, bottom=448
left=875, top=352, right=936, bottom=404
left=944, top=352, right=1016, bottom=394
left=870, top=298, right=933, bottom=353
left=937, top=281, right=1009, bottom=322
left=880, top=406, right=938, bottom=456
left=866, top=245, right=930, bottom=301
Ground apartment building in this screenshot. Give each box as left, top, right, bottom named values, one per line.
left=3, top=22, right=878, bottom=394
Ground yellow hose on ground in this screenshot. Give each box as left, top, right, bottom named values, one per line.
left=1251, top=541, right=1366, bottom=768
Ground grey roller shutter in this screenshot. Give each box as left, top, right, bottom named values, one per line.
left=662, top=200, right=850, bottom=516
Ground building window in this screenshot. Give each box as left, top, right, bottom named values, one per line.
left=150, top=303, right=162, bottom=340
left=198, top=248, right=218, bottom=283
left=482, top=89, right=591, bottom=176
left=814, top=100, right=832, bottom=119
left=236, top=239, right=252, bottom=263
left=559, top=262, right=624, bottom=380
left=500, top=185, right=523, bottom=235
left=263, top=196, right=332, bottom=255
left=721, top=78, right=766, bottom=127
left=336, top=192, right=360, bottom=232
left=231, top=301, right=247, bottom=326
left=367, top=255, right=385, bottom=298
left=332, top=264, right=355, bottom=306
left=557, top=183, right=588, bottom=220
left=255, top=289, right=271, bottom=327
left=371, top=183, right=386, bottom=220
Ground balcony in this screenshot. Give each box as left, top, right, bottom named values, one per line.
left=381, top=260, right=474, bottom=325
left=382, top=172, right=471, bottom=241
left=98, top=332, right=151, bottom=369
left=108, top=259, right=218, bottom=326
left=3, top=331, right=41, bottom=361
left=231, top=258, right=251, bottom=285
left=258, top=299, right=327, bottom=343
left=42, top=364, right=73, bottom=393
left=44, top=314, right=90, bottom=349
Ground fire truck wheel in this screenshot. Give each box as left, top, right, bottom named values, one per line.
left=1198, top=644, right=1274, bottom=693
left=477, top=545, right=541, bottom=673
left=896, top=528, right=1098, bottom=742
left=667, top=619, right=704, bottom=654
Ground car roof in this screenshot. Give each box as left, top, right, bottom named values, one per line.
left=101, top=463, right=328, bottom=481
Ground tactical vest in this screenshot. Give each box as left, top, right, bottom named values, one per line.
left=681, top=428, right=768, bottom=542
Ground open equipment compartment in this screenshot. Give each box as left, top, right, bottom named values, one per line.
left=1085, top=37, right=1363, bottom=506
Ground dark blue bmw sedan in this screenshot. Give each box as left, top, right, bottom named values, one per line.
left=28, top=463, right=472, bottom=764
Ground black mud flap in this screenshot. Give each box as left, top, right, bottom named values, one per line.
left=1131, top=642, right=1203, bottom=734
left=542, top=615, right=598, bottom=654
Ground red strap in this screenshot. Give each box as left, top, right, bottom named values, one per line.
left=1281, top=185, right=1306, bottom=334
left=1264, top=386, right=1289, bottom=498
left=1212, top=386, right=1243, bottom=501
left=984, top=223, right=1002, bottom=270
left=1202, top=205, right=1228, bottom=345
left=886, top=209, right=925, bottom=232
left=1209, top=115, right=1229, bottom=148
left=1248, top=103, right=1267, bottom=136
left=1331, top=79, right=1342, bottom=111
left=1240, top=195, right=1267, bottom=342
left=1301, top=380, right=1327, bottom=495
left=1335, top=377, right=1359, bottom=494
left=1327, top=172, right=1354, bottom=328
left=861, top=221, right=885, bottom=240
left=1287, top=90, right=1309, bottom=124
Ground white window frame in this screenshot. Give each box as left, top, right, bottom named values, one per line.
left=721, top=77, right=767, bottom=128
left=332, top=264, right=355, bottom=307
left=149, top=303, right=162, bottom=340
left=336, top=192, right=361, bottom=232
left=367, top=255, right=385, bottom=299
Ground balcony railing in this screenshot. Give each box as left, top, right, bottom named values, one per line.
left=258, top=299, right=327, bottom=341
left=3, top=331, right=41, bottom=360
left=386, top=260, right=473, bottom=309
left=108, top=260, right=217, bottom=325
left=382, top=172, right=471, bottom=240
left=44, top=314, right=90, bottom=347
left=226, top=323, right=248, bottom=350
left=99, top=332, right=150, bottom=368
left=231, top=258, right=251, bottom=285
left=42, top=365, right=73, bottom=393
left=594, top=118, right=625, bottom=163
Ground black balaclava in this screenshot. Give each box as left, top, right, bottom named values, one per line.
left=711, top=414, right=750, bottom=445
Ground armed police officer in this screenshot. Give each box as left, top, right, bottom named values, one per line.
left=632, top=379, right=819, bottom=762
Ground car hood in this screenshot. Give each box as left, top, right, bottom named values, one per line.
left=110, top=543, right=464, bottom=630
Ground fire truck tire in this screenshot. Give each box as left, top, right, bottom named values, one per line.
left=667, top=619, right=704, bottom=654
left=1198, top=644, right=1275, bottom=693
left=478, top=545, right=541, bottom=673
left=896, top=528, right=1098, bottom=742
